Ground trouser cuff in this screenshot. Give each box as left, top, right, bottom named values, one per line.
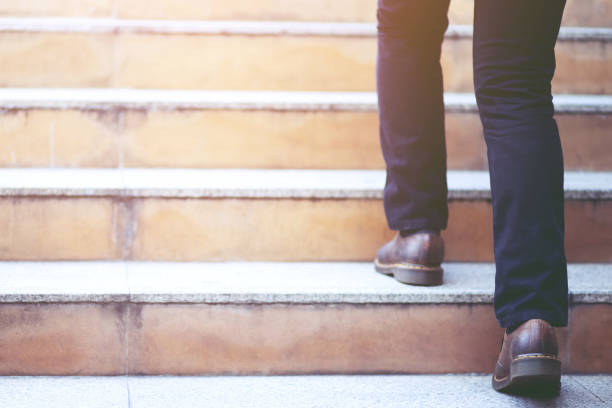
left=497, top=309, right=568, bottom=329
left=388, top=219, right=447, bottom=232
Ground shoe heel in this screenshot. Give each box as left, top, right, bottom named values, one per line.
left=511, top=355, right=561, bottom=378
left=393, top=266, right=443, bottom=286
left=507, top=355, right=561, bottom=395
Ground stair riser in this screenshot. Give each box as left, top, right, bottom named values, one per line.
left=0, top=197, right=609, bottom=262
left=0, top=198, right=120, bottom=260
left=2, top=109, right=610, bottom=171
left=2, top=0, right=610, bottom=27
left=1, top=33, right=610, bottom=94
left=0, top=303, right=609, bottom=375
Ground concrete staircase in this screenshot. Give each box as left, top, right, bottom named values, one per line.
left=0, top=0, right=610, bottom=402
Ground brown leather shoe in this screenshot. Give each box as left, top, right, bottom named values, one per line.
left=374, top=231, right=444, bottom=286
left=492, top=319, right=561, bottom=395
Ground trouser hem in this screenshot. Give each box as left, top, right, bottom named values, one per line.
left=497, top=309, right=568, bottom=329
left=388, top=219, right=447, bottom=232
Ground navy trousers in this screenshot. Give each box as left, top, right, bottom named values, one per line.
left=376, top=0, right=568, bottom=328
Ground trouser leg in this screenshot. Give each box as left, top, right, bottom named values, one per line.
left=473, top=0, right=569, bottom=328
left=376, top=0, right=450, bottom=231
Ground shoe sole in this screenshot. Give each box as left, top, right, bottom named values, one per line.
left=374, top=259, right=443, bottom=286
left=492, top=354, right=561, bottom=396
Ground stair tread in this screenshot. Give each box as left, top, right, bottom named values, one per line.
left=1, top=88, right=611, bottom=113
left=0, top=261, right=610, bottom=304
left=0, top=375, right=610, bottom=407
left=0, top=17, right=611, bottom=40
left=0, top=168, right=611, bottom=199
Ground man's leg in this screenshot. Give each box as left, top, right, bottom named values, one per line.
left=374, top=0, right=450, bottom=286
left=473, top=0, right=568, bottom=333
left=377, top=0, right=450, bottom=232
left=473, top=0, right=568, bottom=393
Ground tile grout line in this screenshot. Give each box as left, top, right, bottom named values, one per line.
left=567, top=305, right=573, bottom=375
left=118, top=110, right=125, bottom=169
left=124, top=260, right=129, bottom=374
left=48, top=122, right=55, bottom=168
left=119, top=166, right=137, bottom=261
left=124, top=260, right=132, bottom=407
left=112, top=23, right=119, bottom=89
left=111, top=0, right=119, bottom=90
left=571, top=376, right=606, bottom=403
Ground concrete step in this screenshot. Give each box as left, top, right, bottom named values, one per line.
left=0, top=375, right=611, bottom=408
left=1, top=89, right=611, bottom=171
left=0, top=19, right=610, bottom=94
left=0, top=168, right=610, bottom=262
left=1, top=0, right=610, bottom=27
left=0, top=261, right=610, bottom=375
